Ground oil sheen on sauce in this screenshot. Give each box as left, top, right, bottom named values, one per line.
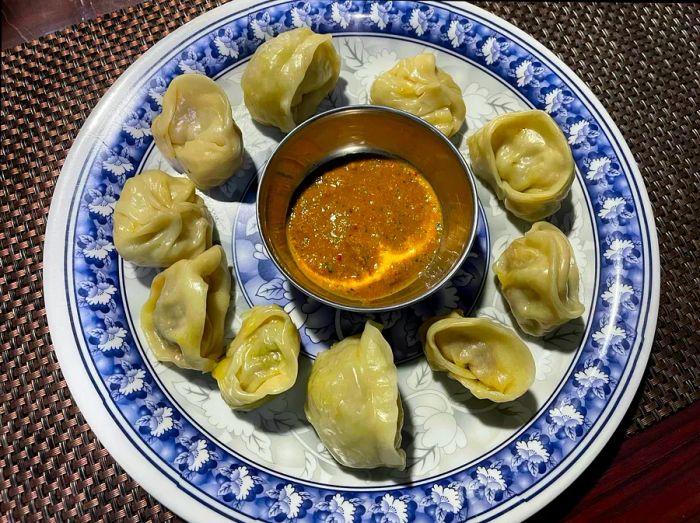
left=286, top=156, right=443, bottom=300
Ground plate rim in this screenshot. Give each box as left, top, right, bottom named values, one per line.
left=43, top=1, right=660, bottom=522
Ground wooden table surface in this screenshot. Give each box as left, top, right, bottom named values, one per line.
left=2, top=1, right=699, bottom=522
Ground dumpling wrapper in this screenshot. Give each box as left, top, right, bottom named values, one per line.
left=113, top=169, right=213, bottom=267
left=305, top=322, right=406, bottom=470
left=468, top=110, right=574, bottom=221
left=141, top=245, right=231, bottom=372
left=241, top=27, right=341, bottom=133
left=213, top=305, right=300, bottom=410
left=422, top=316, right=535, bottom=402
left=417, top=310, right=464, bottom=345
left=494, top=221, right=585, bottom=336
left=152, top=74, right=243, bottom=189
left=370, top=53, right=466, bottom=137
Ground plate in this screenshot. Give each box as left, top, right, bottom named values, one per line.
left=44, top=1, right=660, bottom=521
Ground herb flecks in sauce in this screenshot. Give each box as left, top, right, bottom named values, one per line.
left=286, top=157, right=442, bottom=300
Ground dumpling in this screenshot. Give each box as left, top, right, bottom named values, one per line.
left=151, top=73, right=243, bottom=189
left=213, top=305, right=300, bottom=410
left=241, top=27, right=341, bottom=133
left=140, top=245, right=231, bottom=372
left=305, top=322, right=405, bottom=470
left=370, top=53, right=465, bottom=137
left=417, top=310, right=464, bottom=344
left=494, top=221, right=585, bottom=336
left=113, top=169, right=213, bottom=267
left=422, top=316, right=535, bottom=402
left=467, top=110, right=574, bottom=221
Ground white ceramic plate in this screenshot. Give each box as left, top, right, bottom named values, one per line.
left=44, top=1, right=659, bottom=521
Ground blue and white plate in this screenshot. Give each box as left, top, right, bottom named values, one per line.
left=44, top=2, right=660, bottom=522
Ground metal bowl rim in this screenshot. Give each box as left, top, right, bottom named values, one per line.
left=255, top=104, right=479, bottom=313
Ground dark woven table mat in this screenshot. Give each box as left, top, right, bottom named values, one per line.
left=1, top=1, right=698, bottom=521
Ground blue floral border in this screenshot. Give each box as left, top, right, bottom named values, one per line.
left=67, top=1, right=649, bottom=521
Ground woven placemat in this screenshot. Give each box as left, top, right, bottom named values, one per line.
left=1, top=1, right=698, bottom=521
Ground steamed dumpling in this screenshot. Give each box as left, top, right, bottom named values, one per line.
left=151, top=74, right=243, bottom=189
left=113, top=169, right=213, bottom=267
left=370, top=53, right=466, bottom=137
left=422, top=315, right=535, bottom=402
left=417, top=310, right=464, bottom=344
left=494, top=221, right=585, bottom=336
left=241, top=27, right=341, bottom=132
left=305, top=322, right=405, bottom=470
left=141, top=245, right=231, bottom=372
left=468, top=110, right=574, bottom=221
left=213, top=305, right=300, bottom=410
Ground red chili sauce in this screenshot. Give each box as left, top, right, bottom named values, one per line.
left=286, top=156, right=443, bottom=300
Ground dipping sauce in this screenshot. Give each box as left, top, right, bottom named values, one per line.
left=286, top=156, right=443, bottom=300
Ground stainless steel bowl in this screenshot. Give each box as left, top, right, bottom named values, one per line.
left=257, top=105, right=478, bottom=312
